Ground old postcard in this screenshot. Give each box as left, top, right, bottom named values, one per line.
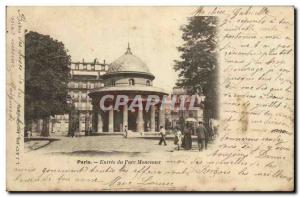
left=6, top=6, right=294, bottom=191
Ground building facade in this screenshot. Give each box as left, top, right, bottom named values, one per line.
left=51, top=58, right=108, bottom=136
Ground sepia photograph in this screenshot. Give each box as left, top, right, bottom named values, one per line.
left=23, top=9, right=219, bottom=156
left=6, top=6, right=294, bottom=192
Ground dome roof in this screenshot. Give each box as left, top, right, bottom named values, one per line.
left=107, top=44, right=152, bottom=75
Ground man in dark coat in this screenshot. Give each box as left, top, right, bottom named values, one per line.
left=196, top=121, right=208, bottom=151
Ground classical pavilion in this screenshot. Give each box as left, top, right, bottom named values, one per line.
left=88, top=44, right=168, bottom=134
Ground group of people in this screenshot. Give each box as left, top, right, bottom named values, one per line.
left=158, top=121, right=210, bottom=151
left=122, top=120, right=215, bottom=152
left=174, top=121, right=209, bottom=151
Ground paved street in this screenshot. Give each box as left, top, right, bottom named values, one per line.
left=25, top=135, right=207, bottom=156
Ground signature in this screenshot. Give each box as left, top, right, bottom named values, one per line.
left=271, top=129, right=291, bottom=135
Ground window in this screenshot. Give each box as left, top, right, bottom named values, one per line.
left=111, top=80, right=115, bottom=86
left=75, top=63, right=79, bottom=70
left=91, top=64, right=95, bottom=70
left=90, top=83, right=94, bottom=89
left=83, top=64, right=87, bottom=70
left=146, top=80, right=151, bottom=86
left=129, top=79, right=135, bottom=86
left=73, top=91, right=78, bottom=98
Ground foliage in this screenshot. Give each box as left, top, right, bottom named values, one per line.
left=25, top=31, right=71, bottom=135
left=174, top=16, right=219, bottom=121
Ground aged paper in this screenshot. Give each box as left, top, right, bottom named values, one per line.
left=6, top=6, right=294, bottom=191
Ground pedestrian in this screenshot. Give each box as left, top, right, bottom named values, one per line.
left=174, top=127, right=183, bottom=150
left=123, top=125, right=128, bottom=138
left=158, top=126, right=167, bottom=146
left=182, top=123, right=192, bottom=150
left=27, top=130, right=32, bottom=139
left=196, top=121, right=208, bottom=151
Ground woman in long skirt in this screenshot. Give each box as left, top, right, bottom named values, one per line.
left=182, top=124, right=192, bottom=150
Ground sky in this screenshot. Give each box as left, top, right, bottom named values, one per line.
left=21, top=7, right=197, bottom=92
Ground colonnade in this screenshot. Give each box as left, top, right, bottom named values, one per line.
left=93, top=103, right=165, bottom=133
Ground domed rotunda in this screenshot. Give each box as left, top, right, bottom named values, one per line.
left=89, top=44, right=168, bottom=134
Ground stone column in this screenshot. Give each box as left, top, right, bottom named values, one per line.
left=123, top=104, right=128, bottom=132
left=89, top=112, right=92, bottom=135
left=97, top=111, right=103, bottom=133
left=89, top=112, right=94, bottom=134
left=150, top=105, right=156, bottom=132
left=136, top=109, right=144, bottom=133
left=159, top=105, right=165, bottom=130
left=91, top=102, right=97, bottom=134
left=108, top=107, right=114, bottom=132
left=37, top=119, right=43, bottom=134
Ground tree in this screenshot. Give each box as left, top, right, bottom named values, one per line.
left=25, top=31, right=71, bottom=136
left=174, top=16, right=218, bottom=125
